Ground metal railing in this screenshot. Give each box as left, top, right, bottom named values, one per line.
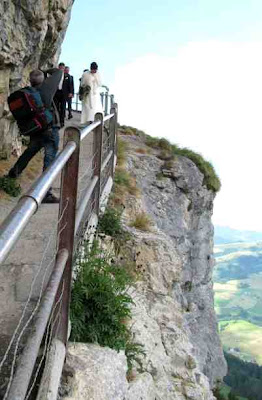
left=0, top=104, right=118, bottom=399
left=71, top=91, right=114, bottom=115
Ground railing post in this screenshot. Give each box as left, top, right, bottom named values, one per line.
left=110, top=94, right=114, bottom=108
left=93, top=113, right=103, bottom=215
left=55, top=127, right=81, bottom=345
left=101, top=92, right=104, bottom=108
left=105, top=92, right=109, bottom=116
left=109, top=103, right=118, bottom=177
left=76, top=94, right=79, bottom=112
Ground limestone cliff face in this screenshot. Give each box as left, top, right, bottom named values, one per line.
left=125, top=139, right=227, bottom=385
left=0, top=0, right=74, bottom=158
left=63, top=135, right=227, bottom=400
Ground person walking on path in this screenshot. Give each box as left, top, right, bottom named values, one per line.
left=80, top=62, right=103, bottom=124
left=8, top=68, right=62, bottom=203
left=64, top=66, right=74, bottom=120
left=54, top=62, right=73, bottom=127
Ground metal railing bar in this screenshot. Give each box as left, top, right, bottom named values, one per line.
left=80, top=120, right=101, bottom=141
left=27, top=141, right=77, bottom=205
left=103, top=113, right=114, bottom=122
left=75, top=175, right=99, bottom=235
left=101, top=150, right=113, bottom=173
left=0, top=142, right=76, bottom=265
left=6, top=249, right=69, bottom=400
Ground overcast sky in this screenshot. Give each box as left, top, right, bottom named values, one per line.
left=61, top=0, right=262, bottom=231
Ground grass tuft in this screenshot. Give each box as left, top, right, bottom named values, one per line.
left=135, top=148, right=148, bottom=154
left=130, top=212, right=152, bottom=231
left=117, top=138, right=128, bottom=167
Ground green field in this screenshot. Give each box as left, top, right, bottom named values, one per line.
left=214, top=272, right=262, bottom=327
left=214, top=242, right=262, bottom=365
left=219, top=320, right=262, bottom=364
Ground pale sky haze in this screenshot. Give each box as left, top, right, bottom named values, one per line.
left=60, top=0, right=262, bottom=231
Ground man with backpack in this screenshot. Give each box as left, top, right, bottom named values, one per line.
left=7, top=68, right=62, bottom=204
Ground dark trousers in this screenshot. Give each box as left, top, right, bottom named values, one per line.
left=67, top=97, right=72, bottom=117
left=54, top=90, right=66, bottom=125
left=9, top=128, right=59, bottom=194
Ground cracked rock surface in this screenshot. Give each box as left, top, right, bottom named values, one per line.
left=0, top=0, right=74, bottom=158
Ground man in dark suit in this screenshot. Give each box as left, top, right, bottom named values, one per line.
left=64, top=66, right=74, bottom=119
left=54, top=62, right=74, bottom=127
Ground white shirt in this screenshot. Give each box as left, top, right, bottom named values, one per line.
left=58, top=72, right=64, bottom=90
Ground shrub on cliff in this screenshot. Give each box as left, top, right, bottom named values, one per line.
left=70, top=241, right=133, bottom=350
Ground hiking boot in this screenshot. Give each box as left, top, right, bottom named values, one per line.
left=42, top=193, right=60, bottom=204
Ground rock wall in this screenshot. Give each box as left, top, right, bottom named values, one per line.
left=0, top=0, right=74, bottom=158
left=125, top=142, right=227, bottom=386
left=62, top=134, right=227, bottom=399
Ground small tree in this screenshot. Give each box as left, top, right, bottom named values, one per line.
left=228, top=391, right=238, bottom=400
left=213, top=387, right=226, bottom=400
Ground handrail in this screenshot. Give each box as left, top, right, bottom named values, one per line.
left=80, top=119, right=101, bottom=141
left=72, top=92, right=114, bottom=115
left=0, top=117, right=108, bottom=265
left=103, top=112, right=114, bottom=122
left=0, top=103, right=118, bottom=400
left=6, top=249, right=69, bottom=400
left=0, top=141, right=76, bottom=264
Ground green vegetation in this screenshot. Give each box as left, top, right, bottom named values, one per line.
left=219, top=320, right=262, bottom=364
left=118, top=125, right=146, bottom=137
left=214, top=241, right=262, bottom=369
left=117, top=138, right=128, bottom=167
left=111, top=167, right=139, bottom=207
left=172, top=146, right=221, bottom=192
left=214, top=240, right=262, bottom=399
left=0, top=176, right=21, bottom=197
left=223, top=352, right=262, bottom=400
left=98, top=207, right=123, bottom=237
left=130, top=212, right=152, bottom=231
left=70, top=242, right=143, bottom=368
left=144, top=134, right=220, bottom=192
left=110, top=138, right=140, bottom=207
left=114, top=169, right=132, bottom=187
left=118, top=123, right=220, bottom=192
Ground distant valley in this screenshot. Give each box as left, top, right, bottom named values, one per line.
left=214, top=226, right=262, bottom=365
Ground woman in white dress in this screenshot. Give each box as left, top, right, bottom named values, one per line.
left=80, top=62, right=103, bottom=124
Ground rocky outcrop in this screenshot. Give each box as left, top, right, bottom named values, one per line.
left=124, top=137, right=227, bottom=387
left=0, top=0, right=74, bottom=158
left=61, top=135, right=226, bottom=399
left=60, top=344, right=128, bottom=400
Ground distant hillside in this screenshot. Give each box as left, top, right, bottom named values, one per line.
left=214, top=227, right=262, bottom=367
left=214, top=226, right=262, bottom=244
left=223, top=352, right=262, bottom=400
